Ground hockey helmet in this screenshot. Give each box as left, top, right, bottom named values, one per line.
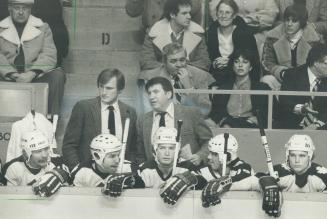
left=90, top=133, right=122, bottom=167
left=21, top=130, right=50, bottom=161
left=153, top=127, right=178, bottom=152
left=208, top=133, right=238, bottom=161
left=285, top=134, right=315, bottom=160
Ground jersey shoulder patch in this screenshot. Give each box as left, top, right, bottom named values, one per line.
left=274, top=163, right=292, bottom=178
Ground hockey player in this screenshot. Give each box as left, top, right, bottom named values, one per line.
left=273, top=134, right=327, bottom=192
left=200, top=133, right=282, bottom=218
left=199, top=134, right=257, bottom=206
left=1, top=130, right=69, bottom=197
left=73, top=133, right=132, bottom=188
left=102, top=127, right=198, bottom=204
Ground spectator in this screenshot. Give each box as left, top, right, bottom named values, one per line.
left=278, top=43, right=327, bottom=129
left=0, top=0, right=69, bottom=66
left=139, top=42, right=215, bottom=116
left=125, top=0, right=202, bottom=43
left=0, top=0, right=65, bottom=116
left=209, top=0, right=278, bottom=59
left=209, top=49, right=270, bottom=128
left=261, top=4, right=322, bottom=90
left=140, top=0, right=210, bottom=72
left=62, top=69, right=137, bottom=171
left=275, top=0, right=327, bottom=41
left=136, top=76, right=213, bottom=166
left=207, top=0, right=259, bottom=86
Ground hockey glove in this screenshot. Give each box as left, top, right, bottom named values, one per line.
left=259, top=176, right=282, bottom=217
left=102, top=173, right=134, bottom=197
left=201, top=176, right=232, bottom=208
left=33, top=167, right=69, bottom=197
left=160, top=171, right=198, bottom=205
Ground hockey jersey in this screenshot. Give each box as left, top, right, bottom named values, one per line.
left=73, top=161, right=132, bottom=187
left=134, top=160, right=190, bottom=189
left=1, top=155, right=68, bottom=186
left=196, top=158, right=258, bottom=190
left=274, top=162, right=327, bottom=192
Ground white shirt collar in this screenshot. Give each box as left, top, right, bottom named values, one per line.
left=101, top=100, right=119, bottom=111
left=168, top=22, right=184, bottom=40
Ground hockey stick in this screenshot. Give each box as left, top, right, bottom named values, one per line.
left=256, top=110, right=276, bottom=178
left=222, top=133, right=229, bottom=176
left=172, top=120, right=183, bottom=175
left=50, top=114, right=59, bottom=157
left=119, top=116, right=130, bottom=173
left=31, top=109, right=37, bottom=130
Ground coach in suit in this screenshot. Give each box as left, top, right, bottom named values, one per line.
left=136, top=76, right=213, bottom=166
left=62, top=69, right=137, bottom=170
left=278, top=43, right=327, bottom=129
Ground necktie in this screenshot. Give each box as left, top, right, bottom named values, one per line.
left=14, top=46, right=25, bottom=73
left=311, top=78, right=321, bottom=110
left=173, top=76, right=182, bottom=102
left=158, top=112, right=166, bottom=127
left=108, top=106, right=115, bottom=135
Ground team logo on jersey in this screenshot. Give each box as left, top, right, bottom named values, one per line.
left=316, top=166, right=327, bottom=175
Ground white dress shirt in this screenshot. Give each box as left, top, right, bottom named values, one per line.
left=101, top=101, right=122, bottom=141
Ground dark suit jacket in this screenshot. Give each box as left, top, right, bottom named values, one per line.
left=279, top=65, right=327, bottom=128
left=135, top=104, right=213, bottom=164
left=62, top=97, right=137, bottom=170
left=209, top=80, right=270, bottom=127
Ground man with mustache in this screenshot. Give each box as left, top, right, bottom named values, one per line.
left=1, top=130, right=69, bottom=197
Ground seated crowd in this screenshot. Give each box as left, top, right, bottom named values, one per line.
left=1, top=0, right=327, bottom=217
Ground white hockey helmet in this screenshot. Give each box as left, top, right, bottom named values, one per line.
left=90, top=134, right=122, bottom=167
left=153, top=127, right=178, bottom=152
left=21, top=130, right=50, bottom=162
left=208, top=133, right=238, bottom=161
left=285, top=134, right=315, bottom=161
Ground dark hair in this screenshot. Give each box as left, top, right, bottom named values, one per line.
left=216, top=0, right=239, bottom=15
left=306, top=43, right=327, bottom=66
left=162, top=42, right=187, bottom=63
left=97, top=68, right=125, bottom=91
left=283, top=4, right=308, bottom=29
left=145, top=77, right=174, bottom=99
left=228, top=49, right=260, bottom=82
left=163, top=0, right=192, bottom=20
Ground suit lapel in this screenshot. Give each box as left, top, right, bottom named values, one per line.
left=144, top=112, right=154, bottom=150
left=91, top=97, right=102, bottom=134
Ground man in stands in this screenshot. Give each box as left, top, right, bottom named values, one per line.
left=139, top=42, right=215, bottom=116
left=0, top=0, right=65, bottom=116
left=278, top=43, right=327, bottom=129
left=0, top=0, right=69, bottom=66
left=1, top=130, right=69, bottom=197
left=140, top=0, right=210, bottom=71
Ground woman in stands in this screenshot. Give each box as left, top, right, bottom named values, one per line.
left=208, top=49, right=270, bottom=128
left=207, top=0, right=259, bottom=86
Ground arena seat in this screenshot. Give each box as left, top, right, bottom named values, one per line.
left=0, top=82, right=48, bottom=163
